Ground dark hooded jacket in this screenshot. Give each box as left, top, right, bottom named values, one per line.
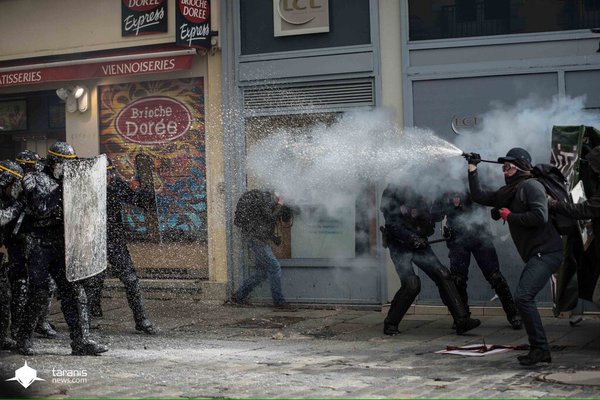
left=469, top=169, right=563, bottom=262
left=234, top=189, right=292, bottom=243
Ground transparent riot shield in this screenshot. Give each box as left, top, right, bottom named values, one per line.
left=63, top=155, right=107, bottom=282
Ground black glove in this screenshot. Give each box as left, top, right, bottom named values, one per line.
left=271, top=235, right=282, bottom=246
left=490, top=208, right=501, bottom=221
left=410, top=235, right=428, bottom=250
left=463, top=152, right=482, bottom=166
left=443, top=226, right=456, bottom=241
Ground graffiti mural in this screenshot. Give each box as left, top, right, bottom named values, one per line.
left=99, top=78, right=206, bottom=241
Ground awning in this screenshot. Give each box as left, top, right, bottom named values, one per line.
left=0, top=48, right=196, bottom=88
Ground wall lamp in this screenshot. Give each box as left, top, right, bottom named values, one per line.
left=56, top=85, right=88, bottom=113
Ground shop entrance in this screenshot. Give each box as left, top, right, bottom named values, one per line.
left=0, top=90, right=66, bottom=160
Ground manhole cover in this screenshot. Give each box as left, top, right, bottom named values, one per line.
left=232, top=316, right=304, bottom=329
left=540, top=371, right=600, bottom=386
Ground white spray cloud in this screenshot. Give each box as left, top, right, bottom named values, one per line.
left=247, top=95, right=599, bottom=213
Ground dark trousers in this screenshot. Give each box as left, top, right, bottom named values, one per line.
left=21, top=242, right=85, bottom=341
left=386, top=242, right=468, bottom=325
left=514, top=251, right=562, bottom=352
left=84, top=240, right=148, bottom=323
left=447, top=237, right=500, bottom=280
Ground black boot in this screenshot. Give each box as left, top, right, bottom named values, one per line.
left=35, top=320, right=57, bottom=338
left=384, top=275, right=420, bottom=336
left=486, top=271, right=522, bottom=330
left=15, top=288, right=50, bottom=356
left=123, top=273, right=156, bottom=335
left=34, top=290, right=57, bottom=338
left=518, top=348, right=552, bottom=366
left=83, top=273, right=105, bottom=318
left=433, top=268, right=480, bottom=335
left=68, top=286, right=109, bottom=356
left=383, top=319, right=401, bottom=336
left=450, top=274, right=470, bottom=329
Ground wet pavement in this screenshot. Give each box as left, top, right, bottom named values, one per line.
left=1, top=295, right=600, bottom=398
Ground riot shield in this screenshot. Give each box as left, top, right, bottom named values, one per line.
left=135, top=153, right=161, bottom=243
left=63, top=155, right=107, bottom=282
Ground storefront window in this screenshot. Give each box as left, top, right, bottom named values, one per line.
left=245, top=114, right=378, bottom=260
left=409, top=0, right=600, bottom=41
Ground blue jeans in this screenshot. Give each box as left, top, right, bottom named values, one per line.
left=514, top=251, right=562, bottom=352
left=234, top=237, right=286, bottom=305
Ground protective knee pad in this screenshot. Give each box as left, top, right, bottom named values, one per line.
left=431, top=265, right=452, bottom=284
left=452, top=273, right=467, bottom=289
left=401, top=275, right=421, bottom=297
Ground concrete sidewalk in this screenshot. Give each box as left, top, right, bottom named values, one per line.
left=1, top=296, right=600, bottom=398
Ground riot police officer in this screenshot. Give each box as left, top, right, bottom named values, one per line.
left=431, top=191, right=522, bottom=330
left=380, top=184, right=481, bottom=335
left=0, top=160, right=25, bottom=349
left=9, top=150, right=58, bottom=340
left=16, top=141, right=108, bottom=356
left=84, top=158, right=156, bottom=334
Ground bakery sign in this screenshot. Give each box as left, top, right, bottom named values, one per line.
left=273, top=0, right=329, bottom=37
left=122, top=0, right=168, bottom=36
left=114, top=96, right=192, bottom=144
left=176, top=0, right=211, bottom=49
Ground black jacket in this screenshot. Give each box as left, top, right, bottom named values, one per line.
left=234, top=189, right=291, bottom=243
left=22, top=170, right=63, bottom=242
left=431, top=191, right=492, bottom=243
left=0, top=192, right=23, bottom=246
left=469, top=169, right=563, bottom=262
left=381, top=184, right=434, bottom=245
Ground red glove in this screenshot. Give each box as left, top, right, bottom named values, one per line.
left=499, top=208, right=512, bottom=221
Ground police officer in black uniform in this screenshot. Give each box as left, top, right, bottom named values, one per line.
left=16, top=141, right=108, bottom=356
left=9, top=150, right=58, bottom=340
left=431, top=191, right=522, bottom=330
left=84, top=159, right=156, bottom=334
left=381, top=184, right=481, bottom=335
left=0, top=160, right=25, bottom=349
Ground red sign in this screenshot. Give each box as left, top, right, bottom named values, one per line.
left=0, top=55, right=193, bottom=88
left=114, top=96, right=192, bottom=144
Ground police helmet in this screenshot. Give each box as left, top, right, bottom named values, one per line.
left=0, top=159, right=24, bottom=187
left=47, top=141, right=77, bottom=165
left=16, top=150, right=41, bottom=170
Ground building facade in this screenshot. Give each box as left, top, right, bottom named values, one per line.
left=1, top=0, right=598, bottom=308
left=0, top=0, right=228, bottom=298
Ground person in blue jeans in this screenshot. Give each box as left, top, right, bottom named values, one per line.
left=231, top=189, right=294, bottom=309
left=466, top=148, right=563, bottom=366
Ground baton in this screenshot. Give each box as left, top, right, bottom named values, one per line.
left=427, top=238, right=450, bottom=245
left=12, top=212, right=24, bottom=236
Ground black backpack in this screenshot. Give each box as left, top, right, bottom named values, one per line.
left=530, top=164, right=578, bottom=235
